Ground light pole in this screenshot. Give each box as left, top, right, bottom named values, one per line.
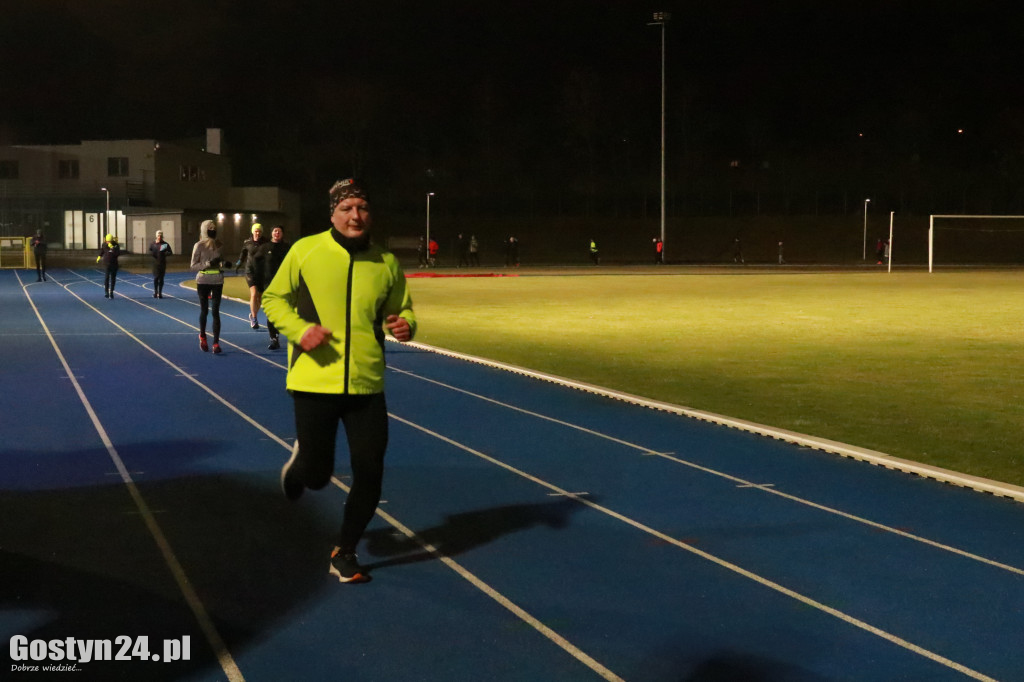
left=426, top=192, right=435, bottom=264
left=100, top=187, right=110, bottom=245
left=862, top=198, right=871, bottom=260
left=648, top=11, right=670, bottom=261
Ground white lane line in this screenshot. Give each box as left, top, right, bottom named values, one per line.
left=387, top=365, right=1024, bottom=578
left=389, top=412, right=998, bottom=682
left=393, top=341, right=1024, bottom=504
left=18, top=270, right=245, bottom=682
left=327, top=476, right=623, bottom=682
left=37, top=272, right=624, bottom=682
left=63, top=270, right=283, bottom=368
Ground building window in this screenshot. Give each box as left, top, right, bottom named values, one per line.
left=179, top=164, right=202, bottom=182
left=0, top=160, right=19, bottom=179
left=107, top=157, right=129, bottom=177
left=58, top=159, right=80, bottom=179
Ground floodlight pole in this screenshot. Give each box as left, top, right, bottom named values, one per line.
left=888, top=211, right=894, bottom=273
left=862, top=198, right=871, bottom=261
left=648, top=12, right=670, bottom=262
left=101, top=187, right=110, bottom=245
left=426, top=192, right=435, bottom=248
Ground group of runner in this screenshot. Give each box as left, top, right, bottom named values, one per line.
left=187, top=222, right=291, bottom=353
left=73, top=180, right=414, bottom=586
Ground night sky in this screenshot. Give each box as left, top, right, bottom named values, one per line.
left=3, top=0, right=1024, bottom=214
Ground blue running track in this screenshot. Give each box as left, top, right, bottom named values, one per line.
left=2, top=267, right=1023, bottom=681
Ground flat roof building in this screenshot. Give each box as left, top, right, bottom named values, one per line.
left=0, top=128, right=299, bottom=258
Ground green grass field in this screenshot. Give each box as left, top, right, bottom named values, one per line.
left=396, top=269, right=1024, bottom=487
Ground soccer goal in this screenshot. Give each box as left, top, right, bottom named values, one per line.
left=928, top=215, right=1024, bottom=272
left=0, top=236, right=28, bottom=269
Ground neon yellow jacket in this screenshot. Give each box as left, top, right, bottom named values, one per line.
left=262, top=230, right=416, bottom=395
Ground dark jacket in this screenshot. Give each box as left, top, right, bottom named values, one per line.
left=150, top=239, right=173, bottom=268
left=261, top=239, right=291, bottom=283
left=237, top=237, right=268, bottom=277
left=30, top=234, right=47, bottom=256
left=98, top=241, right=122, bottom=268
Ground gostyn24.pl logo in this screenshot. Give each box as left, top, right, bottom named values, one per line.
left=10, top=635, right=190, bottom=669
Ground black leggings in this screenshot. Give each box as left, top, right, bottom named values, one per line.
left=196, top=283, right=223, bottom=341
left=291, top=391, right=389, bottom=551
left=153, top=265, right=166, bottom=295
left=104, top=266, right=118, bottom=294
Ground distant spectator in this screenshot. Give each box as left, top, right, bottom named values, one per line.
left=30, top=229, right=47, bottom=281
left=428, top=238, right=439, bottom=267
left=149, top=230, right=172, bottom=298
left=469, top=234, right=480, bottom=266
left=456, top=233, right=469, bottom=267
left=778, top=241, right=785, bottom=265
left=876, top=238, right=886, bottom=265
left=505, top=236, right=519, bottom=267
left=733, top=237, right=744, bottom=264
left=417, top=236, right=428, bottom=268
left=652, top=237, right=664, bottom=265
left=589, top=239, right=600, bottom=265
left=96, top=233, right=122, bottom=298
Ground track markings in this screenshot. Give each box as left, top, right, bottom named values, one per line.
left=389, top=412, right=999, bottom=682
left=26, top=272, right=625, bottom=682
left=389, top=364, right=1024, bottom=578
left=18, top=270, right=245, bottom=682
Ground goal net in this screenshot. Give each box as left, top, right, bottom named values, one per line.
left=928, top=215, right=1024, bottom=272
left=0, top=236, right=28, bottom=269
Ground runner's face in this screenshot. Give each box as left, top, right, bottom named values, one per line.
left=252, top=228, right=263, bottom=240
left=271, top=228, right=283, bottom=242
left=331, top=197, right=371, bottom=238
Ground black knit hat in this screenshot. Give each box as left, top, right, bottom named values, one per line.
left=329, top=178, right=369, bottom=215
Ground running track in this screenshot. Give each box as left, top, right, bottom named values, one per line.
left=2, top=267, right=1024, bottom=682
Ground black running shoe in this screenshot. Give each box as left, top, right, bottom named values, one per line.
left=280, top=441, right=303, bottom=501
left=268, top=337, right=280, bottom=350
left=329, top=548, right=371, bottom=584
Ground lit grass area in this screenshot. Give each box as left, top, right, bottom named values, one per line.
left=405, top=270, right=1024, bottom=487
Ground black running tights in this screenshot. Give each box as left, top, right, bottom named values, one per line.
left=104, top=266, right=118, bottom=294
left=196, top=284, right=223, bottom=341
left=291, top=391, right=388, bottom=551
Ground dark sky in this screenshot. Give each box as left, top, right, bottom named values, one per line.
left=3, top=0, right=1023, bottom=191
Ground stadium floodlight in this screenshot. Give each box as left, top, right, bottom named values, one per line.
left=648, top=11, right=670, bottom=261
left=862, top=198, right=871, bottom=260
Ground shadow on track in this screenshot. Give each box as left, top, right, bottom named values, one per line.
left=361, top=497, right=591, bottom=570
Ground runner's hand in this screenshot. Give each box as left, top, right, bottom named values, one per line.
left=299, top=325, right=333, bottom=351
left=384, top=315, right=411, bottom=342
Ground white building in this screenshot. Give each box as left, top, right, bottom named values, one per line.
left=0, top=128, right=299, bottom=257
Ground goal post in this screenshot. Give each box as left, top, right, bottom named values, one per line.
left=928, top=214, right=1024, bottom=272
left=0, top=236, right=29, bottom=269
